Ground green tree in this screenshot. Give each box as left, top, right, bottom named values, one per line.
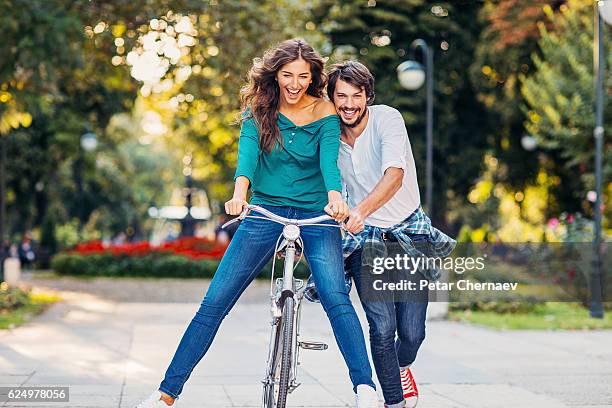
left=1, top=0, right=144, bottom=238
left=521, top=0, right=612, bottom=215
left=469, top=0, right=566, bottom=192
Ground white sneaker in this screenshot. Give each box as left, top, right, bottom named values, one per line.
left=134, top=391, right=173, bottom=408
left=356, top=384, right=380, bottom=408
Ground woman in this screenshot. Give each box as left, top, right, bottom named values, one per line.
left=136, top=39, right=379, bottom=408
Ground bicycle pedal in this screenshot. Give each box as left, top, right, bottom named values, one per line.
left=289, top=381, right=301, bottom=393
left=298, top=341, right=328, bottom=351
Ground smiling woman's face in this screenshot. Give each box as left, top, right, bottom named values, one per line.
left=276, top=58, right=312, bottom=105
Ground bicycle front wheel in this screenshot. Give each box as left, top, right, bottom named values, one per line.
left=263, top=296, right=295, bottom=408
left=276, top=296, right=294, bottom=408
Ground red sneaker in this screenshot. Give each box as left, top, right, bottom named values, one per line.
left=400, top=367, right=418, bottom=408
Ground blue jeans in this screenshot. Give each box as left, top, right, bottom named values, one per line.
left=348, top=237, right=429, bottom=407
left=159, top=205, right=375, bottom=399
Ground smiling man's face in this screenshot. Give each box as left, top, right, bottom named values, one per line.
left=332, top=79, right=368, bottom=128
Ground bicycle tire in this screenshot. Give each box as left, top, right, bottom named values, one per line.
left=276, top=296, right=294, bottom=408
left=263, top=319, right=283, bottom=408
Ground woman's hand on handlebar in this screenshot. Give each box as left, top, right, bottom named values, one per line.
left=225, top=197, right=248, bottom=215
left=227, top=177, right=250, bottom=215
left=324, top=190, right=349, bottom=222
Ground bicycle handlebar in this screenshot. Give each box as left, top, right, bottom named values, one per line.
left=247, top=205, right=333, bottom=225
left=221, top=204, right=333, bottom=228
left=220, top=205, right=358, bottom=242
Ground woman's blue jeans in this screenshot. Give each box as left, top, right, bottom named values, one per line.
left=348, top=239, right=429, bottom=408
left=159, top=205, right=375, bottom=399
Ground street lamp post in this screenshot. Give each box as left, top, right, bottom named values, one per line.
left=590, top=1, right=610, bottom=318
left=0, top=136, right=6, bottom=282
left=397, top=39, right=434, bottom=216
left=75, top=132, right=98, bottom=235
left=180, top=153, right=196, bottom=237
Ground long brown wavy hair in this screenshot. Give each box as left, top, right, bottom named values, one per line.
left=240, top=39, right=327, bottom=153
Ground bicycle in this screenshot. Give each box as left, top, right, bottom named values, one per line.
left=222, top=204, right=353, bottom=408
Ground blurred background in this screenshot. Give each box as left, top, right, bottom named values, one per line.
left=1, top=4, right=612, bottom=405
left=0, top=0, right=610, bottom=285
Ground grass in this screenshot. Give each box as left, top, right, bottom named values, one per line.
left=33, top=269, right=102, bottom=280
left=28, top=269, right=62, bottom=279
left=0, top=290, right=61, bottom=330
left=449, top=302, right=612, bottom=330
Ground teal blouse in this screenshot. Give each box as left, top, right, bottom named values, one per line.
left=234, top=112, right=342, bottom=211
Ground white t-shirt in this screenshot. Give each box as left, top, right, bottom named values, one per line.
left=338, top=105, right=421, bottom=228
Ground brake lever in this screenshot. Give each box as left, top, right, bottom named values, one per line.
left=239, top=206, right=250, bottom=219
left=221, top=218, right=240, bottom=229
left=221, top=207, right=250, bottom=229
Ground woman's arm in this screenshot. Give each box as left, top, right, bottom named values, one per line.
left=234, top=117, right=260, bottom=186
left=318, top=111, right=349, bottom=222
left=225, top=176, right=250, bottom=215
left=345, top=167, right=403, bottom=233
left=227, top=116, right=259, bottom=215
left=319, top=117, right=343, bottom=193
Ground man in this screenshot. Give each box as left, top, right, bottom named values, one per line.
left=324, top=61, right=455, bottom=408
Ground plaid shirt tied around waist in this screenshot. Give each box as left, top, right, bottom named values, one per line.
left=304, top=206, right=457, bottom=303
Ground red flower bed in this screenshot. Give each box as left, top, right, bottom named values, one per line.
left=74, top=237, right=228, bottom=260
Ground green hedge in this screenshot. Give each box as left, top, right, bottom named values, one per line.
left=51, top=253, right=312, bottom=279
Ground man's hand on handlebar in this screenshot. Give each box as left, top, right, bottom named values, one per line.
left=344, top=207, right=366, bottom=234
left=225, top=197, right=248, bottom=216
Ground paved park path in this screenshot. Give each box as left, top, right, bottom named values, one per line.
left=0, top=274, right=611, bottom=408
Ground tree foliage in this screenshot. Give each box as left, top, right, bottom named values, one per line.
left=469, top=0, right=566, bottom=192
left=521, top=0, right=612, bottom=213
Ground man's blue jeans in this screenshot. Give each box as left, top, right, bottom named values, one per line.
left=348, top=237, right=429, bottom=408
left=159, top=205, right=375, bottom=399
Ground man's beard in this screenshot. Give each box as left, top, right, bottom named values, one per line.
left=341, top=107, right=368, bottom=128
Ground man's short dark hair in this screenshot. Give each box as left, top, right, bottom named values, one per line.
left=327, top=61, right=375, bottom=105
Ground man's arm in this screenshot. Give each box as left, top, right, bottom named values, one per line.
left=345, top=107, right=410, bottom=233
left=345, top=167, right=403, bottom=233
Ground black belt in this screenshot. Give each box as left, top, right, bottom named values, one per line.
left=381, top=231, right=398, bottom=242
